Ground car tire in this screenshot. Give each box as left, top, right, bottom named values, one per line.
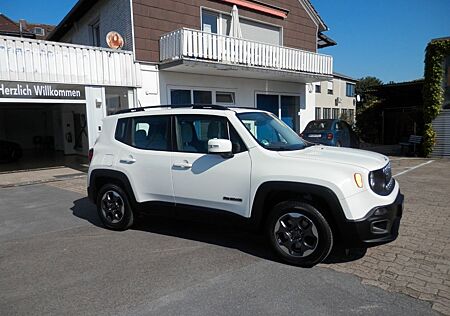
left=336, top=141, right=342, bottom=147
left=96, top=184, right=134, bottom=231
left=267, top=201, right=333, bottom=267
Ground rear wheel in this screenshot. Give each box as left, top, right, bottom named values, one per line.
left=267, top=201, right=333, bottom=267
left=97, top=184, right=134, bottom=230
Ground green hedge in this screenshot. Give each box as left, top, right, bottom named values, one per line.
left=423, top=39, right=450, bottom=156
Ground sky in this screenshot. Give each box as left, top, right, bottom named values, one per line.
left=1, top=0, right=449, bottom=83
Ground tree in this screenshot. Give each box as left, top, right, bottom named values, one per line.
left=355, top=76, right=383, bottom=143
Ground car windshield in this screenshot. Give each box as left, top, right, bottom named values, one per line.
left=305, top=120, right=332, bottom=131
left=237, top=112, right=306, bottom=151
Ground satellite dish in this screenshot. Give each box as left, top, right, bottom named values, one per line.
left=106, top=31, right=124, bottom=49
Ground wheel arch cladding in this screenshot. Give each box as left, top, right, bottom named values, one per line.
left=250, top=181, right=347, bottom=240
left=90, top=169, right=137, bottom=206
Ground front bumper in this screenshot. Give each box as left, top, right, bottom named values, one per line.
left=338, top=191, right=404, bottom=248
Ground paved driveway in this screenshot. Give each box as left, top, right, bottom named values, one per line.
left=0, top=158, right=448, bottom=315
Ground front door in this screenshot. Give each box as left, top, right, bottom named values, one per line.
left=171, top=114, right=251, bottom=217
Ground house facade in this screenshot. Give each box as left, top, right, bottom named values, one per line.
left=313, top=72, right=357, bottom=125
left=49, top=0, right=335, bottom=134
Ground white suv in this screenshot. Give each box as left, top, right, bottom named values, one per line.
left=88, top=105, right=403, bottom=267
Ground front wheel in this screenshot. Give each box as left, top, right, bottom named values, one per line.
left=97, top=184, right=134, bottom=230
left=267, top=201, right=333, bottom=267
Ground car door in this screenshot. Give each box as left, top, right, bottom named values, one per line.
left=115, top=115, right=174, bottom=204
left=171, top=114, right=251, bottom=217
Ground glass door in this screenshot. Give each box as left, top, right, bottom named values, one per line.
left=257, top=94, right=301, bottom=133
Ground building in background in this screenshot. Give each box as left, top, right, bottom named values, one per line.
left=313, top=72, right=357, bottom=124
left=0, top=13, right=54, bottom=39
left=48, top=0, right=336, bottom=134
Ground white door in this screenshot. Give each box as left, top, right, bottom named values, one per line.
left=171, top=115, right=251, bottom=217
left=115, top=115, right=174, bottom=204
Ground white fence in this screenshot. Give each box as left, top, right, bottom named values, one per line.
left=160, top=28, right=333, bottom=75
left=0, top=35, right=140, bottom=87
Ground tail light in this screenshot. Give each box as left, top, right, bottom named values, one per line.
left=327, top=133, right=333, bottom=140
left=88, top=148, right=94, bottom=163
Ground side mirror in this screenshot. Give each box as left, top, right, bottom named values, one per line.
left=208, top=139, right=233, bottom=158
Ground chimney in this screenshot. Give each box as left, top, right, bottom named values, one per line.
left=19, top=19, right=27, bottom=37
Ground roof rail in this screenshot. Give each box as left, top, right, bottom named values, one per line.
left=113, top=104, right=229, bottom=115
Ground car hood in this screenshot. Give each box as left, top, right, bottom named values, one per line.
left=278, top=145, right=389, bottom=171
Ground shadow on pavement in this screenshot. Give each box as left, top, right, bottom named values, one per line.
left=71, top=197, right=368, bottom=266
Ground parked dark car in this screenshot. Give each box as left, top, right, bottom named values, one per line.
left=0, top=140, right=23, bottom=162
left=301, top=119, right=360, bottom=148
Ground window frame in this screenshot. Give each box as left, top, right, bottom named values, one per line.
left=173, top=114, right=247, bottom=154
left=200, top=6, right=283, bottom=45
left=90, top=18, right=101, bottom=47
left=33, top=27, right=45, bottom=36
left=114, top=115, right=173, bottom=152
left=346, top=83, right=355, bottom=97
left=168, top=86, right=236, bottom=105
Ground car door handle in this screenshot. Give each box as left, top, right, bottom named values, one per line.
left=120, top=155, right=136, bottom=164
left=173, top=161, right=192, bottom=169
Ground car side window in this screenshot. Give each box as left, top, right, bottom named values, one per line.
left=175, top=115, right=246, bottom=154
left=129, top=115, right=171, bottom=151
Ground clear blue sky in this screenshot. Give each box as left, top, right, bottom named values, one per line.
left=2, top=0, right=449, bottom=83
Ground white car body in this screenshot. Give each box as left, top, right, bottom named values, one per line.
left=88, top=106, right=403, bottom=251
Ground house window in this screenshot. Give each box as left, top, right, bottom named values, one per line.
left=315, top=84, right=321, bottom=93
left=240, top=18, right=281, bottom=45
left=315, top=107, right=321, bottom=120
left=90, top=20, right=101, bottom=47
left=202, top=10, right=218, bottom=34
left=193, top=90, right=213, bottom=104
left=216, top=91, right=235, bottom=104
left=33, top=27, right=45, bottom=36
left=323, top=108, right=331, bottom=119
left=171, top=90, right=191, bottom=104
left=332, top=108, right=339, bottom=119
left=170, top=88, right=234, bottom=105
left=201, top=9, right=230, bottom=36
left=327, top=81, right=333, bottom=95
left=346, top=83, right=355, bottom=97
left=201, top=8, right=281, bottom=45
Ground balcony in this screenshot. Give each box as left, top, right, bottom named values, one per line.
left=0, top=35, right=141, bottom=87
left=160, top=28, right=333, bottom=83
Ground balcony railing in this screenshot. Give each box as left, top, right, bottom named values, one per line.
left=0, top=35, right=140, bottom=87
left=160, top=28, right=333, bottom=76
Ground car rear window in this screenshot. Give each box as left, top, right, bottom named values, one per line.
left=305, top=120, right=332, bottom=131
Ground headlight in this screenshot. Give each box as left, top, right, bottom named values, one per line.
left=369, top=162, right=394, bottom=196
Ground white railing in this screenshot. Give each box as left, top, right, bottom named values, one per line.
left=0, top=35, right=141, bottom=87
left=160, top=28, right=333, bottom=75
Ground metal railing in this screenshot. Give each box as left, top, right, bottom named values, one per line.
left=0, top=35, right=140, bottom=87
left=160, top=28, right=333, bottom=75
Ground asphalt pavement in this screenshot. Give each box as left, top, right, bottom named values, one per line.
left=0, top=182, right=438, bottom=315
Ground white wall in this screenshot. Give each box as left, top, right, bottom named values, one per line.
left=152, top=71, right=314, bottom=131
left=313, top=77, right=356, bottom=113
left=59, top=0, right=133, bottom=52
left=85, top=86, right=106, bottom=149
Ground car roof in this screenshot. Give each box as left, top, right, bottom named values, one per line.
left=111, top=104, right=266, bottom=118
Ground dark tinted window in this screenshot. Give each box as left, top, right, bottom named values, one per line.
left=175, top=115, right=246, bottom=154
left=130, top=115, right=171, bottom=151
left=115, top=118, right=129, bottom=143
left=305, top=120, right=332, bottom=131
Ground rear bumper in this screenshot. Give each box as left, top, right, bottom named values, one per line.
left=338, top=191, right=404, bottom=248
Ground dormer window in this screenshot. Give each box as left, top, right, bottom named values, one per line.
left=33, top=27, right=45, bottom=36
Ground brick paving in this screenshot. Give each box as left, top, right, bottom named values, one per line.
left=321, top=158, right=450, bottom=315
left=40, top=158, right=450, bottom=314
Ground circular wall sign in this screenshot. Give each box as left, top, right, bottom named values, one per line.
left=106, top=31, right=124, bottom=49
